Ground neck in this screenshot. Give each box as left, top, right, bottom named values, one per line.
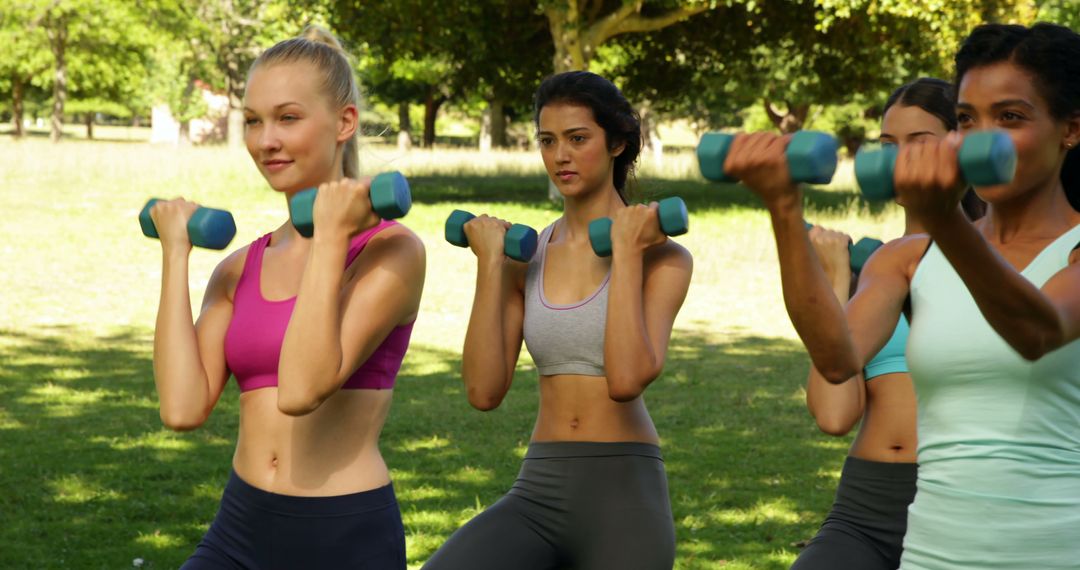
left=984, top=177, right=1075, bottom=242
left=559, top=184, right=625, bottom=242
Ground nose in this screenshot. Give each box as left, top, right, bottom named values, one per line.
left=554, top=140, right=570, bottom=164
left=257, top=122, right=281, bottom=152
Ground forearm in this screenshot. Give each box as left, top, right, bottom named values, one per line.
left=604, top=250, right=658, bottom=401
left=461, top=259, right=512, bottom=410
left=928, top=208, right=1064, bottom=359
left=153, top=251, right=210, bottom=428
left=278, top=234, right=349, bottom=414
left=805, top=366, right=865, bottom=436
left=769, top=201, right=859, bottom=382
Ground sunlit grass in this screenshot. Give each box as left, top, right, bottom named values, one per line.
left=0, top=138, right=908, bottom=568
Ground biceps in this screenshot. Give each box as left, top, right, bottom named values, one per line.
left=1041, top=264, right=1080, bottom=342
left=642, top=268, right=691, bottom=363
left=337, top=271, right=419, bottom=376
left=845, top=286, right=906, bottom=368
left=195, top=298, right=233, bottom=403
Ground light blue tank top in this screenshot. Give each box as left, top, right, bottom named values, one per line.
left=902, top=223, right=1080, bottom=569
left=864, top=314, right=909, bottom=380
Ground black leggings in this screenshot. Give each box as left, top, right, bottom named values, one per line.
left=791, top=457, right=917, bottom=570
left=181, top=470, right=406, bottom=570
left=422, top=441, right=676, bottom=570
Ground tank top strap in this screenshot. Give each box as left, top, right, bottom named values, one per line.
left=234, top=233, right=273, bottom=296
left=345, top=220, right=399, bottom=267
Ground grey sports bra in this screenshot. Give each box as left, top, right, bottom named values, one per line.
left=522, top=222, right=609, bottom=377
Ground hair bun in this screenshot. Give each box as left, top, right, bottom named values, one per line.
left=300, top=25, right=347, bottom=55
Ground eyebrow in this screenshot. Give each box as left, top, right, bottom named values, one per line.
left=242, top=101, right=304, bottom=113
left=536, top=127, right=590, bottom=136
left=956, top=99, right=1036, bottom=111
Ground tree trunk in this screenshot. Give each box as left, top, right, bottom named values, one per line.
left=48, top=15, right=69, bottom=143
left=423, top=90, right=445, bottom=149
left=491, top=97, right=507, bottom=148
left=226, top=76, right=244, bottom=148
left=12, top=77, right=24, bottom=138
left=764, top=100, right=811, bottom=134
left=397, top=101, right=412, bottom=151
left=179, top=120, right=192, bottom=146
left=479, top=106, right=492, bottom=153
left=640, top=102, right=663, bottom=170
left=85, top=113, right=93, bottom=140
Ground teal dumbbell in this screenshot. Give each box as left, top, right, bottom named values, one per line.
left=444, top=210, right=538, bottom=263
left=139, top=199, right=236, bottom=250
left=697, top=130, right=839, bottom=185
left=588, top=197, right=688, bottom=257
left=289, top=171, right=412, bottom=238
left=855, top=130, right=1016, bottom=201
left=804, top=221, right=882, bottom=274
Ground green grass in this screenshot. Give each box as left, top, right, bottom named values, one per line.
left=0, top=138, right=905, bottom=569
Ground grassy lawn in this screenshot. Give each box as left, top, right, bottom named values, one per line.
left=0, top=138, right=904, bottom=569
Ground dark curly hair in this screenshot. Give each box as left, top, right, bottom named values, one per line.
left=955, top=23, right=1080, bottom=210
left=533, top=71, right=642, bottom=204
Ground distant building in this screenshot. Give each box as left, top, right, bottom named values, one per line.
left=150, top=80, right=229, bottom=144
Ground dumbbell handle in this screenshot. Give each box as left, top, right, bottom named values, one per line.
left=289, top=172, right=412, bottom=238
left=139, top=199, right=236, bottom=250
left=803, top=222, right=882, bottom=274
left=589, top=197, right=689, bottom=257
left=445, top=210, right=538, bottom=263
left=855, top=130, right=1016, bottom=201
left=698, top=131, right=839, bottom=185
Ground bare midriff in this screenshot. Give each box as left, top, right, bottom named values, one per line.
left=848, top=372, right=918, bottom=463
left=232, top=388, right=393, bottom=496
left=531, top=374, right=660, bottom=444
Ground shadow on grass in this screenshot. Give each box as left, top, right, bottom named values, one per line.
left=408, top=174, right=892, bottom=219
left=0, top=325, right=847, bottom=569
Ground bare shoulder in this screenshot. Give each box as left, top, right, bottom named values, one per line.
left=207, top=243, right=251, bottom=301
left=871, top=233, right=930, bottom=271
left=359, top=223, right=427, bottom=268
left=645, top=239, right=693, bottom=274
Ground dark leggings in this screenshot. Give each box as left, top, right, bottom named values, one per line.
left=791, top=457, right=917, bottom=570
left=422, top=441, right=676, bottom=570
left=181, top=470, right=406, bottom=570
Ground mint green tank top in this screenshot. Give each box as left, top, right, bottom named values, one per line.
left=902, top=223, right=1080, bottom=569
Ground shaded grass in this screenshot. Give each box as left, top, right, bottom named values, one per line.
left=0, top=139, right=904, bottom=568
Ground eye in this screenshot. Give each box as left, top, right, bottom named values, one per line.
left=280, top=114, right=298, bottom=122
left=570, top=134, right=586, bottom=143
left=538, top=137, right=554, bottom=146
left=957, top=113, right=974, bottom=129
left=244, top=117, right=260, bottom=126
left=1000, top=110, right=1023, bottom=122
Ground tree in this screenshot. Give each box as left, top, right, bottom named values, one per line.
left=0, top=5, right=51, bottom=138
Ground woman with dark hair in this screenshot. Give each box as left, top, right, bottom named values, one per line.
left=423, top=70, right=692, bottom=570
left=726, top=23, right=1080, bottom=569
left=791, top=77, right=986, bottom=570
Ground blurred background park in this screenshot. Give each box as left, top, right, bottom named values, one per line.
left=1, top=0, right=1078, bottom=568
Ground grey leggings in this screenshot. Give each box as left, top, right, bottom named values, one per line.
left=422, top=442, right=676, bottom=570
left=791, top=456, right=917, bottom=570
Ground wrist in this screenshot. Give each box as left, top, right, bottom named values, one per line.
left=766, top=193, right=804, bottom=223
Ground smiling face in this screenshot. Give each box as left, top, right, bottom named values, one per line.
left=880, top=104, right=950, bottom=147
left=956, top=60, right=1079, bottom=204
left=537, top=102, right=624, bottom=199
left=243, top=62, right=355, bottom=193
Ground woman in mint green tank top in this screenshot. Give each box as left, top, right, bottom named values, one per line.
left=724, top=22, right=1080, bottom=570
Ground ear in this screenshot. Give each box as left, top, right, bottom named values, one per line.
left=1064, top=110, right=1080, bottom=151
left=610, top=139, right=626, bottom=158
left=337, top=103, right=359, bottom=143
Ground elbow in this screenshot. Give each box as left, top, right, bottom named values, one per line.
left=276, top=386, right=324, bottom=417
left=606, top=370, right=653, bottom=403
left=814, top=413, right=858, bottom=437
left=819, top=363, right=859, bottom=385
left=159, top=408, right=206, bottom=432
left=466, top=387, right=504, bottom=411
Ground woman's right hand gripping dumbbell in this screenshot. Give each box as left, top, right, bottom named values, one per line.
left=463, top=214, right=516, bottom=264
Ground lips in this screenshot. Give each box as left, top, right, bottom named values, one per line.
left=556, top=170, right=577, bottom=181
left=263, top=159, right=293, bottom=173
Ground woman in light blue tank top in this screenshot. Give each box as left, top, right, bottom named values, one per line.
left=793, top=78, right=986, bottom=570
left=424, top=72, right=693, bottom=570
left=725, top=22, right=1080, bottom=569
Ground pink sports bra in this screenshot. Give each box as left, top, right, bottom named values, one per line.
left=223, top=220, right=414, bottom=392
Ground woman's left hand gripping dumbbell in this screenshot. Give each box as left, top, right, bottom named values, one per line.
left=309, top=178, right=382, bottom=239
